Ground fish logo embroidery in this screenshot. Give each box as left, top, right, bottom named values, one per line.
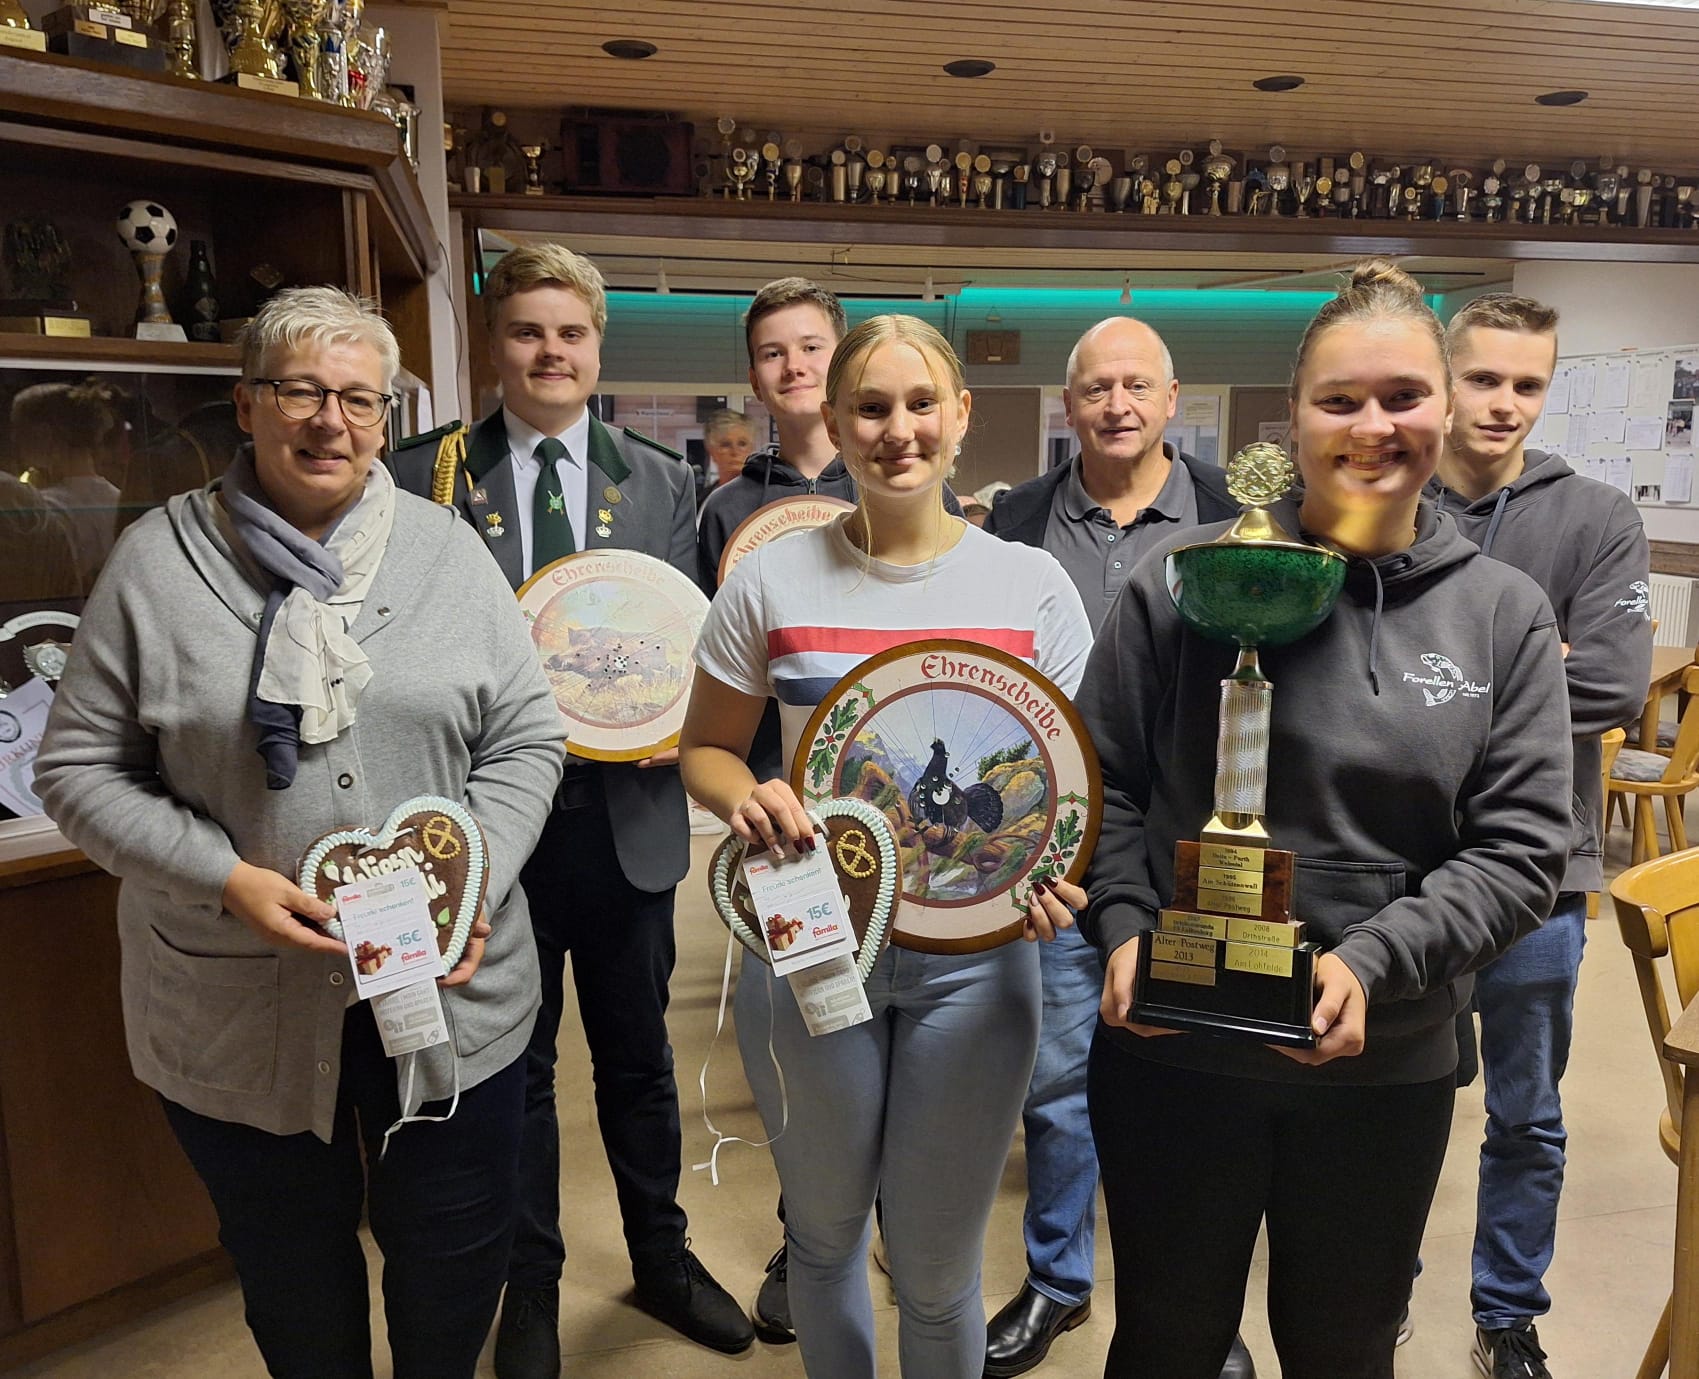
left=1403, top=651, right=1492, bottom=707
left=1617, top=580, right=1652, bottom=621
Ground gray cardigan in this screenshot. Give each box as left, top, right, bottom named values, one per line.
left=35, top=483, right=565, bottom=1141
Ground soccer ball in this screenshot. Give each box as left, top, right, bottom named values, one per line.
left=116, top=200, right=179, bottom=256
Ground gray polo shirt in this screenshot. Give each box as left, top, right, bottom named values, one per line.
left=1043, top=444, right=1198, bottom=632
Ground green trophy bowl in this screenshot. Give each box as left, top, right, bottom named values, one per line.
left=1166, top=538, right=1346, bottom=648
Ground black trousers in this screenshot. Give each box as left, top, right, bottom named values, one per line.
left=510, top=780, right=688, bottom=1285
left=1088, top=1032, right=1454, bottom=1379
left=163, top=1004, right=526, bottom=1379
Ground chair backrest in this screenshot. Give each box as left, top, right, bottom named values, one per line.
left=1602, top=727, right=1626, bottom=791
left=1658, top=665, right=1699, bottom=783
left=1611, top=849, right=1699, bottom=1140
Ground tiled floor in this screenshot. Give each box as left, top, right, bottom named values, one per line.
left=11, top=823, right=1678, bottom=1377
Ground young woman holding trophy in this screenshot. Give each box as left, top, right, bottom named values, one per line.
left=1079, top=260, right=1574, bottom=1379
left=681, top=315, right=1093, bottom=1379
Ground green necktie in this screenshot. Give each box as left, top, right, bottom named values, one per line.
left=531, top=436, right=576, bottom=573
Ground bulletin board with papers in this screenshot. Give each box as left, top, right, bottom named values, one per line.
left=1534, top=345, right=1699, bottom=507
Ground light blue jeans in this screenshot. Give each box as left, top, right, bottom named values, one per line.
left=735, top=941, right=1042, bottom=1379
left=1471, top=891, right=1589, bottom=1327
left=1020, top=924, right=1102, bottom=1306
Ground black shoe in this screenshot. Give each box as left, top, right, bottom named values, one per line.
left=634, top=1245, right=756, bottom=1354
left=751, top=1243, right=795, bottom=1344
left=493, top=1284, right=561, bottom=1379
left=1472, top=1321, right=1552, bottom=1378
left=1221, top=1332, right=1257, bottom=1379
left=983, top=1283, right=1091, bottom=1378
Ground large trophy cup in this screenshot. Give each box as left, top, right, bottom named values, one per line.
left=1131, top=443, right=1346, bottom=1046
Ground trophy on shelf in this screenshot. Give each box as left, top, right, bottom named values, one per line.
left=728, top=147, right=754, bottom=200
left=116, top=199, right=187, bottom=342
left=0, top=218, right=90, bottom=337
left=1035, top=151, right=1057, bottom=209
left=41, top=0, right=172, bottom=70
left=212, top=0, right=295, bottom=95
left=346, top=20, right=388, bottom=108
left=314, top=0, right=360, bottom=105
left=1130, top=443, right=1347, bottom=1046
left=1203, top=140, right=1234, bottom=215
left=166, top=0, right=195, bottom=75
left=1071, top=146, right=1099, bottom=210
left=520, top=141, right=546, bottom=195
left=2, top=0, right=49, bottom=51
left=280, top=0, right=327, bottom=98
left=1104, top=168, right=1132, bottom=213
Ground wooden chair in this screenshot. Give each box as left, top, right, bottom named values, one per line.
left=1612, top=666, right=1699, bottom=865
left=1611, top=850, right=1699, bottom=1379
left=1591, top=728, right=1626, bottom=919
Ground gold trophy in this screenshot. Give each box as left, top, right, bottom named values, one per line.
left=166, top=0, right=196, bottom=74
left=280, top=0, right=326, bottom=98
left=1203, top=141, right=1234, bottom=215
left=520, top=143, right=545, bottom=195
left=1131, top=444, right=1347, bottom=1046
left=1, top=0, right=49, bottom=51
left=213, top=0, right=294, bottom=94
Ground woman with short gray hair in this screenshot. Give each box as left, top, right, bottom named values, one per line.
left=35, top=285, right=564, bottom=1379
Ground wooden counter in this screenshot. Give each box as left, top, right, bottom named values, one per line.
left=0, top=840, right=228, bottom=1371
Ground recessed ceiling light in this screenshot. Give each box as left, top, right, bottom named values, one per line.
left=943, top=58, right=996, bottom=78
left=601, top=39, right=657, bottom=60
left=1252, top=74, right=1305, bottom=92
left=1535, top=89, right=1589, bottom=105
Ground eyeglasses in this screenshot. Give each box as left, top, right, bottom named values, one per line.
left=250, top=378, right=392, bottom=429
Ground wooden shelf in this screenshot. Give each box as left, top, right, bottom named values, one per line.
left=0, top=47, right=437, bottom=277
left=450, top=191, right=1699, bottom=265
left=0, top=334, right=240, bottom=368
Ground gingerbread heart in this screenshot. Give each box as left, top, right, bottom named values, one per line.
left=709, top=797, right=900, bottom=980
left=299, top=796, right=488, bottom=969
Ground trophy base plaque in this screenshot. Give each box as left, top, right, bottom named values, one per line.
left=135, top=321, right=187, bottom=341
left=46, top=22, right=170, bottom=72
left=0, top=312, right=91, bottom=336
left=0, top=26, right=48, bottom=50
left=1130, top=835, right=1319, bottom=1048
left=219, top=71, right=301, bottom=97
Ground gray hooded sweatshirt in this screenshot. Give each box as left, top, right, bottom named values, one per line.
left=1429, top=451, right=1653, bottom=894
left=1078, top=500, right=1572, bottom=1086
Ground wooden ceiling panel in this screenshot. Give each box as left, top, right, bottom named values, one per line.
left=433, top=0, right=1699, bottom=169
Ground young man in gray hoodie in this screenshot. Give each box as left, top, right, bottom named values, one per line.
left=1430, top=293, right=1653, bottom=1379
left=696, top=277, right=853, bottom=593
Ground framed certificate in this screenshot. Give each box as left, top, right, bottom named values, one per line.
left=791, top=640, right=1101, bottom=953
left=517, top=551, right=710, bottom=762
left=717, top=495, right=855, bottom=586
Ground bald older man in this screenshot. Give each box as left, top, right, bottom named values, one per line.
left=983, top=317, right=1248, bottom=1379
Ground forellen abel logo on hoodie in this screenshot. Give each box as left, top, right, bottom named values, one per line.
left=1403, top=652, right=1492, bottom=708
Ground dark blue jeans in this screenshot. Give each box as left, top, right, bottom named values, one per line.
left=1020, top=922, right=1102, bottom=1305
left=1471, top=890, right=1589, bottom=1327
left=162, top=1002, right=526, bottom=1379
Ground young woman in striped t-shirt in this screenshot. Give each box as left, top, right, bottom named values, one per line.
left=683, top=315, right=1092, bottom=1379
